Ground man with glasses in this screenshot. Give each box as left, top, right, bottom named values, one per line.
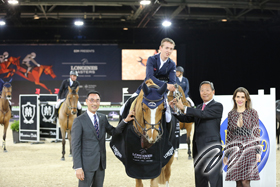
left=71, top=90, right=135, bottom=187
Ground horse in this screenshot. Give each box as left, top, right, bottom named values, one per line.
left=9, top=56, right=56, bottom=94
left=276, top=100, right=280, bottom=150
left=0, top=59, right=16, bottom=78
left=131, top=79, right=175, bottom=187
left=58, top=86, right=79, bottom=160
left=0, top=80, right=12, bottom=152
left=167, top=84, right=194, bottom=159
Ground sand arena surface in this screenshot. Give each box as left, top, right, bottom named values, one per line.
left=0, top=122, right=279, bottom=187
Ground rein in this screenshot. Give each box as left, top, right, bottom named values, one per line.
left=132, top=96, right=164, bottom=146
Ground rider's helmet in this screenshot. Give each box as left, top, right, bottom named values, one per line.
left=70, top=70, right=79, bottom=76
left=3, top=52, right=9, bottom=58
left=30, top=52, right=36, bottom=58
left=176, top=66, right=184, bottom=73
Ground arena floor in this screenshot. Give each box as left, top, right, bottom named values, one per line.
left=0, top=123, right=279, bottom=187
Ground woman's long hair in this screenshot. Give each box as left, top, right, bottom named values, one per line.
left=232, top=87, right=252, bottom=110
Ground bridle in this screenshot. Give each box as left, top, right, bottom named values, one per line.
left=173, top=84, right=184, bottom=114
left=133, top=85, right=165, bottom=147
left=65, top=94, right=78, bottom=115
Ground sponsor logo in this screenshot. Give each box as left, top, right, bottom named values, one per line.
left=41, top=104, right=55, bottom=123
left=21, top=102, right=36, bottom=124
left=164, top=147, right=174, bottom=159
left=148, top=102, right=156, bottom=108
left=112, top=145, right=122, bottom=158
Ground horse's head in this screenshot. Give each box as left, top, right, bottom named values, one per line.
left=1, top=81, right=12, bottom=100
left=134, top=79, right=167, bottom=148
left=43, top=65, right=56, bottom=78
left=66, top=86, right=79, bottom=115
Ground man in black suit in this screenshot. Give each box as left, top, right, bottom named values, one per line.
left=169, top=81, right=223, bottom=187
left=71, top=90, right=134, bottom=187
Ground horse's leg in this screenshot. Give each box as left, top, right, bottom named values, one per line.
left=277, top=121, right=280, bottom=150
left=2, top=122, right=8, bottom=152
left=61, top=128, right=66, bottom=161
left=186, top=123, right=193, bottom=159
left=163, top=155, right=174, bottom=187
left=135, top=179, right=143, bottom=187
left=67, top=129, right=72, bottom=157
left=34, top=81, right=52, bottom=94
left=150, top=178, right=159, bottom=187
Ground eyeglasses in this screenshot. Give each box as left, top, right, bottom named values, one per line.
left=87, top=99, right=100, bottom=103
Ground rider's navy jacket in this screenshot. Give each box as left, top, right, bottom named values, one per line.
left=136, top=53, right=176, bottom=94
left=176, top=76, right=190, bottom=98
left=58, top=78, right=80, bottom=99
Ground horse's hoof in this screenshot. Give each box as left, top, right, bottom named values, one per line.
left=278, top=147, right=279, bottom=150
left=188, top=156, right=192, bottom=160
left=61, top=158, right=65, bottom=161
left=69, top=154, right=72, bottom=157
left=3, top=150, right=7, bottom=152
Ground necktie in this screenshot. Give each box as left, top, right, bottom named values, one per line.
left=202, top=103, right=206, bottom=111
left=93, top=114, right=99, bottom=138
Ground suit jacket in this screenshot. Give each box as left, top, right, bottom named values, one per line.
left=136, top=53, right=176, bottom=94
left=58, top=78, right=80, bottom=99
left=71, top=111, right=126, bottom=172
left=176, top=76, right=190, bottom=98
left=174, top=99, right=223, bottom=160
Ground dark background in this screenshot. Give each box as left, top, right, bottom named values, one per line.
left=0, top=26, right=279, bottom=105
left=1, top=0, right=280, bottom=105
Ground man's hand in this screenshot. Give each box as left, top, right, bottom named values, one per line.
left=76, top=168, right=84, bottom=181
left=223, top=157, right=228, bottom=165
left=124, top=110, right=135, bottom=123
left=256, top=154, right=261, bottom=162
left=167, top=84, right=176, bottom=92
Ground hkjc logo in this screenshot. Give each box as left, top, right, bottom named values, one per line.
left=41, top=104, right=55, bottom=123
left=22, top=102, right=36, bottom=124
left=220, top=118, right=270, bottom=173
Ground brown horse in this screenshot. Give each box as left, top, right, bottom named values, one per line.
left=58, top=86, right=79, bottom=160
left=167, top=84, right=194, bottom=159
left=0, top=81, right=12, bottom=152
left=132, top=79, right=174, bottom=187
left=9, top=56, right=56, bottom=93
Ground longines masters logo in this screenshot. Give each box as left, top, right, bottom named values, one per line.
left=22, top=102, right=36, bottom=124
left=41, top=104, right=55, bottom=122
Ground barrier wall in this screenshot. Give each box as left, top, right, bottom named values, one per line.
left=214, top=88, right=276, bottom=186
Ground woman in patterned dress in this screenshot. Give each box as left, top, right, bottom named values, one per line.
left=223, top=87, right=262, bottom=187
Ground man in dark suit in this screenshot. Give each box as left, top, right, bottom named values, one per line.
left=71, top=90, right=134, bottom=187
left=169, top=81, right=223, bottom=187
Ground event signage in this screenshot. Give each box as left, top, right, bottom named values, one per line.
left=19, top=95, right=40, bottom=142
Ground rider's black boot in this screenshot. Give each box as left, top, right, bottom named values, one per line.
left=9, top=105, right=14, bottom=118
left=52, top=108, right=58, bottom=124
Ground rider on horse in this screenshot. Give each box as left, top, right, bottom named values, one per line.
left=175, top=66, right=195, bottom=107
left=22, top=52, right=40, bottom=77
left=0, top=78, right=13, bottom=117
left=52, top=70, right=82, bottom=124
left=120, top=38, right=177, bottom=121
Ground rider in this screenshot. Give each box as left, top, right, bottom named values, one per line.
left=120, top=38, right=177, bottom=123
left=0, top=78, right=13, bottom=117
left=0, top=52, right=9, bottom=63
left=175, top=66, right=195, bottom=107
left=22, top=52, right=40, bottom=77
left=52, top=70, right=82, bottom=124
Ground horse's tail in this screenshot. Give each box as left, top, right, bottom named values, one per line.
left=156, top=165, right=166, bottom=184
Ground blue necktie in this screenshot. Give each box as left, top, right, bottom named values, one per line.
left=93, top=114, right=99, bottom=138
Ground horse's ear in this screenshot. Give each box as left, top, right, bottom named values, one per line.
left=157, top=83, right=167, bottom=95
left=68, top=86, right=72, bottom=92
left=75, top=86, right=79, bottom=93
left=142, top=82, right=150, bottom=95
left=9, top=78, right=12, bottom=83
left=0, top=79, right=4, bottom=84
